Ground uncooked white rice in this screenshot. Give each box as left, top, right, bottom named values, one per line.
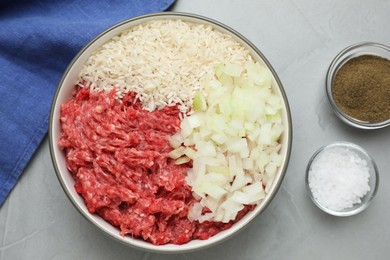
left=77, top=19, right=252, bottom=114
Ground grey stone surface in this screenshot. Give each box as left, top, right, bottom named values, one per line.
left=1, top=1, right=389, bottom=259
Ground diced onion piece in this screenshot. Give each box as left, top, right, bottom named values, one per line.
left=211, top=133, right=228, bottom=145
left=228, top=119, right=245, bottom=137
left=197, top=213, right=215, bottom=223
left=214, top=208, right=225, bottom=222
left=230, top=172, right=251, bottom=192
left=265, top=162, right=277, bottom=177
left=224, top=63, right=244, bottom=77
left=199, top=126, right=212, bottom=139
left=185, top=169, right=196, bottom=186
left=204, top=172, right=230, bottom=186
left=168, top=132, right=183, bottom=149
left=265, top=105, right=278, bottom=116
left=175, top=156, right=190, bottom=165
left=218, top=94, right=232, bottom=116
left=245, top=60, right=272, bottom=87
left=228, top=155, right=237, bottom=178
left=208, top=114, right=227, bottom=132
left=183, top=147, right=197, bottom=159
left=193, top=91, right=207, bottom=111
left=195, top=182, right=227, bottom=200
left=192, top=192, right=202, bottom=201
left=226, top=138, right=244, bottom=153
left=196, top=141, right=216, bottom=157
left=231, top=190, right=263, bottom=204
left=180, top=117, right=193, bottom=138
left=242, top=158, right=254, bottom=170
left=265, top=174, right=275, bottom=193
left=244, top=182, right=263, bottom=193
left=267, top=112, right=282, bottom=124
left=271, top=152, right=283, bottom=166
left=207, top=166, right=230, bottom=176
left=267, top=95, right=282, bottom=109
left=192, top=160, right=206, bottom=180
left=200, top=196, right=220, bottom=213
left=214, top=63, right=225, bottom=79
left=271, top=123, right=283, bottom=142
left=219, top=198, right=244, bottom=223
left=188, top=203, right=203, bottom=221
left=202, top=157, right=221, bottom=167
left=258, top=123, right=272, bottom=145
left=187, top=114, right=201, bottom=129
left=168, top=146, right=185, bottom=159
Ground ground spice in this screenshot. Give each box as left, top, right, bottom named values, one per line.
left=332, top=55, right=390, bottom=122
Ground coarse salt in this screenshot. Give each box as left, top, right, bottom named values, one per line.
left=308, top=146, right=370, bottom=212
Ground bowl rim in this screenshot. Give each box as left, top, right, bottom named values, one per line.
left=305, top=141, right=379, bottom=217
left=48, top=11, right=293, bottom=253
left=325, top=41, right=390, bottom=130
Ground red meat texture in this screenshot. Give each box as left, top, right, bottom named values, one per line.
left=59, top=87, right=253, bottom=245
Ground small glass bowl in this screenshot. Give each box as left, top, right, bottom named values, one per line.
left=326, top=42, right=390, bottom=130
left=305, top=142, right=379, bottom=217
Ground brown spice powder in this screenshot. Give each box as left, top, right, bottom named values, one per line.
left=332, top=55, right=390, bottom=122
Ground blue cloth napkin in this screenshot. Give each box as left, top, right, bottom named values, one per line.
left=0, top=0, right=175, bottom=206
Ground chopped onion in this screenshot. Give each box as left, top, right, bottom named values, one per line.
left=232, top=189, right=264, bottom=204
left=193, top=91, right=207, bottom=111
left=230, top=173, right=251, bottom=192
left=223, top=63, right=244, bottom=77
left=168, top=146, right=185, bottom=159
left=219, top=198, right=244, bottom=223
left=175, top=156, right=191, bottom=165
left=195, top=182, right=227, bottom=200
left=169, top=62, right=284, bottom=223
left=183, top=147, right=197, bottom=159
left=180, top=117, right=193, bottom=138
left=188, top=202, right=203, bottom=221
left=211, top=132, right=228, bottom=145
left=196, top=141, right=216, bottom=157
left=168, top=132, right=184, bottom=149
left=187, top=114, right=201, bottom=129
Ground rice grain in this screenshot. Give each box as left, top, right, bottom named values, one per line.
left=78, top=19, right=252, bottom=114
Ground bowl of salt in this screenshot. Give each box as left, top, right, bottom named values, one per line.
left=305, top=141, right=379, bottom=217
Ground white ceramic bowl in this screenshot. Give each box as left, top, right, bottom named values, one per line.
left=49, top=12, right=292, bottom=253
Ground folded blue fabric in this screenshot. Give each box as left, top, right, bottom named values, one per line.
left=0, top=0, right=175, bottom=206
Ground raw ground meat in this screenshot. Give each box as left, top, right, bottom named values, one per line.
left=59, top=86, right=254, bottom=245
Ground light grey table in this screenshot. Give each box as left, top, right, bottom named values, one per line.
left=1, top=1, right=389, bottom=259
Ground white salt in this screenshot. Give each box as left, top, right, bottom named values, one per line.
left=308, top=146, right=370, bottom=211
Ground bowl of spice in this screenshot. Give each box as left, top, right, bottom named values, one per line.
left=306, top=142, right=379, bottom=217
left=326, top=42, right=390, bottom=129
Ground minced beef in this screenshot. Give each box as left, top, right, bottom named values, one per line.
left=59, top=86, right=253, bottom=245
